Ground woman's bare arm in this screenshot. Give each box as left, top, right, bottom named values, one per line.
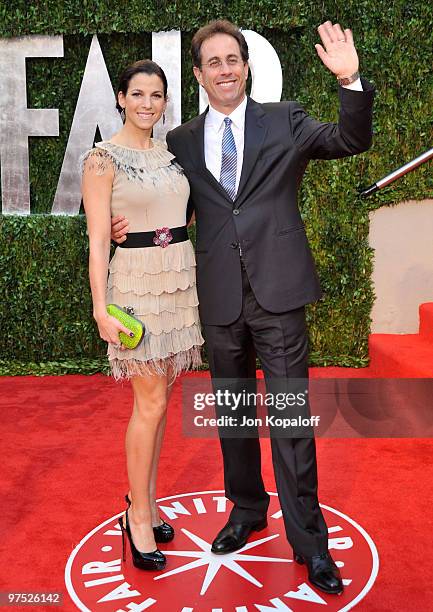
left=82, top=154, right=131, bottom=346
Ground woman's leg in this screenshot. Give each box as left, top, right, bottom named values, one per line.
left=125, top=372, right=168, bottom=552
left=149, top=374, right=175, bottom=525
left=128, top=374, right=175, bottom=526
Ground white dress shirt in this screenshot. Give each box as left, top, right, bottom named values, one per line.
left=204, top=96, right=247, bottom=192
left=203, top=79, right=363, bottom=190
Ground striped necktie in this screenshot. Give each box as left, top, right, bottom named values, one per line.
left=219, top=117, right=237, bottom=200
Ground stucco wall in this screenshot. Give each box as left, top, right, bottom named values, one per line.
left=369, top=199, right=433, bottom=333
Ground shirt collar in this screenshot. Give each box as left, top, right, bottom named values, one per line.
left=207, top=96, right=248, bottom=133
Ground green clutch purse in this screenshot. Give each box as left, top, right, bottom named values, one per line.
left=106, top=304, right=145, bottom=349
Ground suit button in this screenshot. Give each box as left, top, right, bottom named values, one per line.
left=233, top=209, right=240, bottom=215
left=230, top=242, right=238, bottom=249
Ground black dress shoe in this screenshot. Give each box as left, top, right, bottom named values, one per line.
left=211, top=519, right=267, bottom=554
left=293, top=550, right=343, bottom=594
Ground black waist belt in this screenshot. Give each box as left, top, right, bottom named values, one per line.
left=118, top=226, right=188, bottom=248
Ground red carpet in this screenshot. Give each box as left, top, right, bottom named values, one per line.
left=1, top=368, right=433, bottom=610
left=369, top=302, right=433, bottom=377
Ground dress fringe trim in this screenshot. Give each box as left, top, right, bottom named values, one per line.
left=80, top=140, right=184, bottom=192
left=107, top=324, right=204, bottom=369
left=109, top=346, right=203, bottom=382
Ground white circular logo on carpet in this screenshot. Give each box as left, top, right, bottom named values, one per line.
left=65, top=491, right=378, bottom=611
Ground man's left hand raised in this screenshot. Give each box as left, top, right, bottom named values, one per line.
left=315, top=21, right=359, bottom=79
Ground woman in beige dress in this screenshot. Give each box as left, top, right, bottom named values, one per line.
left=81, top=60, right=204, bottom=571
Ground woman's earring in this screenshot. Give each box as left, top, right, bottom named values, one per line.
left=120, top=107, right=126, bottom=122
left=163, top=112, right=166, bottom=125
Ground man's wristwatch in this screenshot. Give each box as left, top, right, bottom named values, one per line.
left=337, top=71, right=360, bottom=86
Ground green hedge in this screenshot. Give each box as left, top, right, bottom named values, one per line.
left=0, top=215, right=98, bottom=359
left=0, top=1, right=432, bottom=374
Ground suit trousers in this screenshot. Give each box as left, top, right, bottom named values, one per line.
left=203, top=260, right=328, bottom=556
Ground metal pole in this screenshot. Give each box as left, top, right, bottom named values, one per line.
left=359, top=147, right=433, bottom=197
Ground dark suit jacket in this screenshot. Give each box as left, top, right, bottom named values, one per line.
left=166, top=79, right=375, bottom=326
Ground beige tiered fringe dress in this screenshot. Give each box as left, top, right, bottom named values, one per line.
left=82, top=139, right=204, bottom=380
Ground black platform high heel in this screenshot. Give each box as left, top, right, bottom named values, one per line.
left=125, top=494, right=175, bottom=543
left=119, top=509, right=166, bottom=571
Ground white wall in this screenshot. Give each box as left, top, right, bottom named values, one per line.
left=369, top=199, right=433, bottom=333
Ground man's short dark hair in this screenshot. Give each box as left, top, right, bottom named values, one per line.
left=191, top=20, right=249, bottom=68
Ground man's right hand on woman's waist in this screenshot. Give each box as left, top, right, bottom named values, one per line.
left=111, top=215, right=129, bottom=244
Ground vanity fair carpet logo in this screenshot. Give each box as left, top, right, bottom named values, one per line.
left=65, top=491, right=378, bottom=611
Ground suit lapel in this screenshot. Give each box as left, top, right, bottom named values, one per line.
left=188, top=98, right=268, bottom=206
left=189, top=110, right=233, bottom=205
left=188, top=111, right=207, bottom=171
left=235, top=97, right=268, bottom=206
